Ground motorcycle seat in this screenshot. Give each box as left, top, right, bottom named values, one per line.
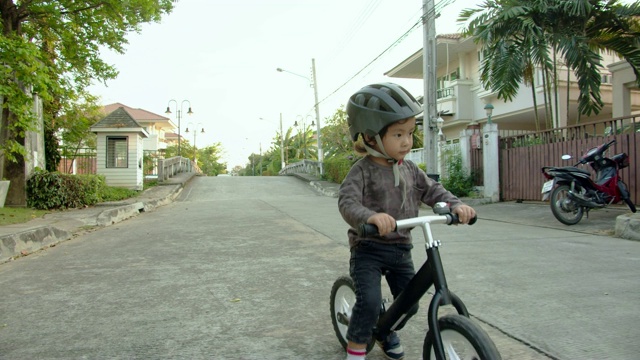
left=546, top=166, right=591, bottom=176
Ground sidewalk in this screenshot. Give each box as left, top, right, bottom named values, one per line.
left=1, top=172, right=638, bottom=263
left=292, top=172, right=640, bottom=239
left=0, top=172, right=196, bottom=263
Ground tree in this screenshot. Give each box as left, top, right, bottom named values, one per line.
left=459, top=0, right=640, bottom=127
left=319, top=107, right=353, bottom=160
left=198, top=143, right=227, bottom=176
left=0, top=0, right=174, bottom=205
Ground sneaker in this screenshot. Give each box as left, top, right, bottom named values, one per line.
left=377, top=331, right=405, bottom=360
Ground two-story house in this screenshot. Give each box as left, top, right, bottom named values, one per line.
left=385, top=34, right=640, bottom=143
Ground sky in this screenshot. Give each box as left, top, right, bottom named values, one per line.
left=89, top=0, right=478, bottom=170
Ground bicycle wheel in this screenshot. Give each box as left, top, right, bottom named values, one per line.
left=550, top=184, right=584, bottom=225
left=330, top=276, right=374, bottom=352
left=422, top=314, right=501, bottom=360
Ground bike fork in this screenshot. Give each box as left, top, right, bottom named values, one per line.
left=426, top=246, right=469, bottom=360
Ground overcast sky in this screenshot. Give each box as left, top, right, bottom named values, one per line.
left=89, top=0, right=476, bottom=169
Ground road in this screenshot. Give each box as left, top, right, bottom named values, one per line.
left=1, top=176, right=638, bottom=359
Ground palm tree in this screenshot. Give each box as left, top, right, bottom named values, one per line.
left=459, top=0, right=640, bottom=127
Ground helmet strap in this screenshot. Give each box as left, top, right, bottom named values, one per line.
left=363, top=135, right=402, bottom=187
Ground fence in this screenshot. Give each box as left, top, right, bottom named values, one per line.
left=57, top=150, right=97, bottom=175
left=499, top=116, right=640, bottom=203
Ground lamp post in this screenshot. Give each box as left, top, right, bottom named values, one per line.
left=294, top=115, right=315, bottom=160
left=165, top=99, right=193, bottom=157
left=484, top=103, right=494, bottom=124
left=259, top=115, right=285, bottom=169
left=185, top=122, right=204, bottom=164
left=276, top=58, right=323, bottom=174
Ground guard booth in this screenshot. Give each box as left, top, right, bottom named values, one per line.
left=91, top=107, right=149, bottom=190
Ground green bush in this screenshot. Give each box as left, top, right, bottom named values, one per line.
left=323, top=155, right=360, bottom=184
left=440, top=152, right=475, bottom=197
left=27, top=169, right=138, bottom=210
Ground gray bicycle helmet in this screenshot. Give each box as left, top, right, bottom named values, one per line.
left=346, top=82, right=423, bottom=141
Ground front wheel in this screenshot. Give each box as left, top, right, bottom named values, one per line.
left=423, top=315, right=501, bottom=360
left=330, top=276, right=375, bottom=353
left=550, top=184, right=584, bottom=225
left=618, top=180, right=637, bottom=213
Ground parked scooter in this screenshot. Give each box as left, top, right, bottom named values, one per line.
left=541, top=139, right=636, bottom=225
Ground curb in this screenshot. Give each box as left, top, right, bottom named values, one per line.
left=0, top=183, right=186, bottom=264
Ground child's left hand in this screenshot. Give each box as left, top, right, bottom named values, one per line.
left=453, top=204, right=476, bottom=224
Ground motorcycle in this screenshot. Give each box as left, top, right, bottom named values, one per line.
left=541, top=139, right=637, bottom=225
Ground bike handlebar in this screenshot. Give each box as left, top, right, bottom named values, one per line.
left=358, top=214, right=477, bottom=237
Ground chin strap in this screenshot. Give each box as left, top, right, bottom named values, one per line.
left=364, top=135, right=407, bottom=208
left=363, top=135, right=402, bottom=187
left=365, top=135, right=407, bottom=209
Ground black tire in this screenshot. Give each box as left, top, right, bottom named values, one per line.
left=422, top=314, right=502, bottom=360
left=550, top=184, right=584, bottom=225
left=618, top=180, right=637, bottom=213
left=330, top=276, right=375, bottom=353
left=624, top=198, right=637, bottom=213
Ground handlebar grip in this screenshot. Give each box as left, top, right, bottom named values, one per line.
left=358, top=223, right=380, bottom=237
left=449, top=214, right=478, bottom=225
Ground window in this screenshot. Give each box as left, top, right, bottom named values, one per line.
left=107, top=136, right=128, bottom=168
left=450, top=68, right=459, bottom=81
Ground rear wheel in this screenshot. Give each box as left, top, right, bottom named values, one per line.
left=422, top=314, right=502, bottom=360
left=330, top=276, right=375, bottom=353
left=550, top=184, right=584, bottom=225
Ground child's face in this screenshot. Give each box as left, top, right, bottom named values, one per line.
left=378, top=117, right=416, bottom=162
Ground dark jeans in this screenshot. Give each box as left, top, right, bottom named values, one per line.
left=346, top=241, right=418, bottom=345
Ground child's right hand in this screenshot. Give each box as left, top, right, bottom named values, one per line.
left=367, top=213, right=396, bottom=236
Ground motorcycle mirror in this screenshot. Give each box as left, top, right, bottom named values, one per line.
left=561, top=155, right=572, bottom=160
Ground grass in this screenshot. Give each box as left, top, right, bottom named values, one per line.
left=0, top=207, right=50, bottom=226
left=0, top=180, right=158, bottom=226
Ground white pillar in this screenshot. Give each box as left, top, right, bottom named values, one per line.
left=482, top=122, right=500, bottom=202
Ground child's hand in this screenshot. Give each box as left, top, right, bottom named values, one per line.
left=453, top=205, right=476, bottom=224
left=367, top=213, right=396, bottom=236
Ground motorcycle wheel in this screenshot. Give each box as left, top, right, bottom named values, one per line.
left=618, top=180, right=637, bottom=213
left=550, top=184, right=584, bottom=225
left=624, top=198, right=637, bottom=213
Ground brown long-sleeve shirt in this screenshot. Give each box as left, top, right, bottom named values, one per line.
left=338, top=156, right=463, bottom=248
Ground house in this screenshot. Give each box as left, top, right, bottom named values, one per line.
left=103, top=103, right=177, bottom=154
left=91, top=107, right=149, bottom=190
left=384, top=34, right=640, bottom=143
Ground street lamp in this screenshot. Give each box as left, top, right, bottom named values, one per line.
left=165, top=99, right=193, bottom=157
left=294, top=115, right=315, bottom=159
left=259, top=116, right=286, bottom=170
left=276, top=58, right=323, bottom=174
left=185, top=122, right=204, bottom=163
left=484, top=103, right=494, bottom=124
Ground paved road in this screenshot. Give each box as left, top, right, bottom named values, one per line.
left=1, top=176, right=638, bottom=359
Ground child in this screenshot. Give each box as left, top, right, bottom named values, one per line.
left=338, top=82, right=476, bottom=360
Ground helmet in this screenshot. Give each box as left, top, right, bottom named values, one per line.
left=346, top=82, right=423, bottom=141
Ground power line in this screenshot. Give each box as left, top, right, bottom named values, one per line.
left=317, top=0, right=455, bottom=109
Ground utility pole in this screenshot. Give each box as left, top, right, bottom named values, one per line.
left=311, top=58, right=323, bottom=174
left=423, top=0, right=438, bottom=176
left=279, top=113, right=285, bottom=169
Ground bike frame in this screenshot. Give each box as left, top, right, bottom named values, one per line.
left=371, top=215, right=470, bottom=360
